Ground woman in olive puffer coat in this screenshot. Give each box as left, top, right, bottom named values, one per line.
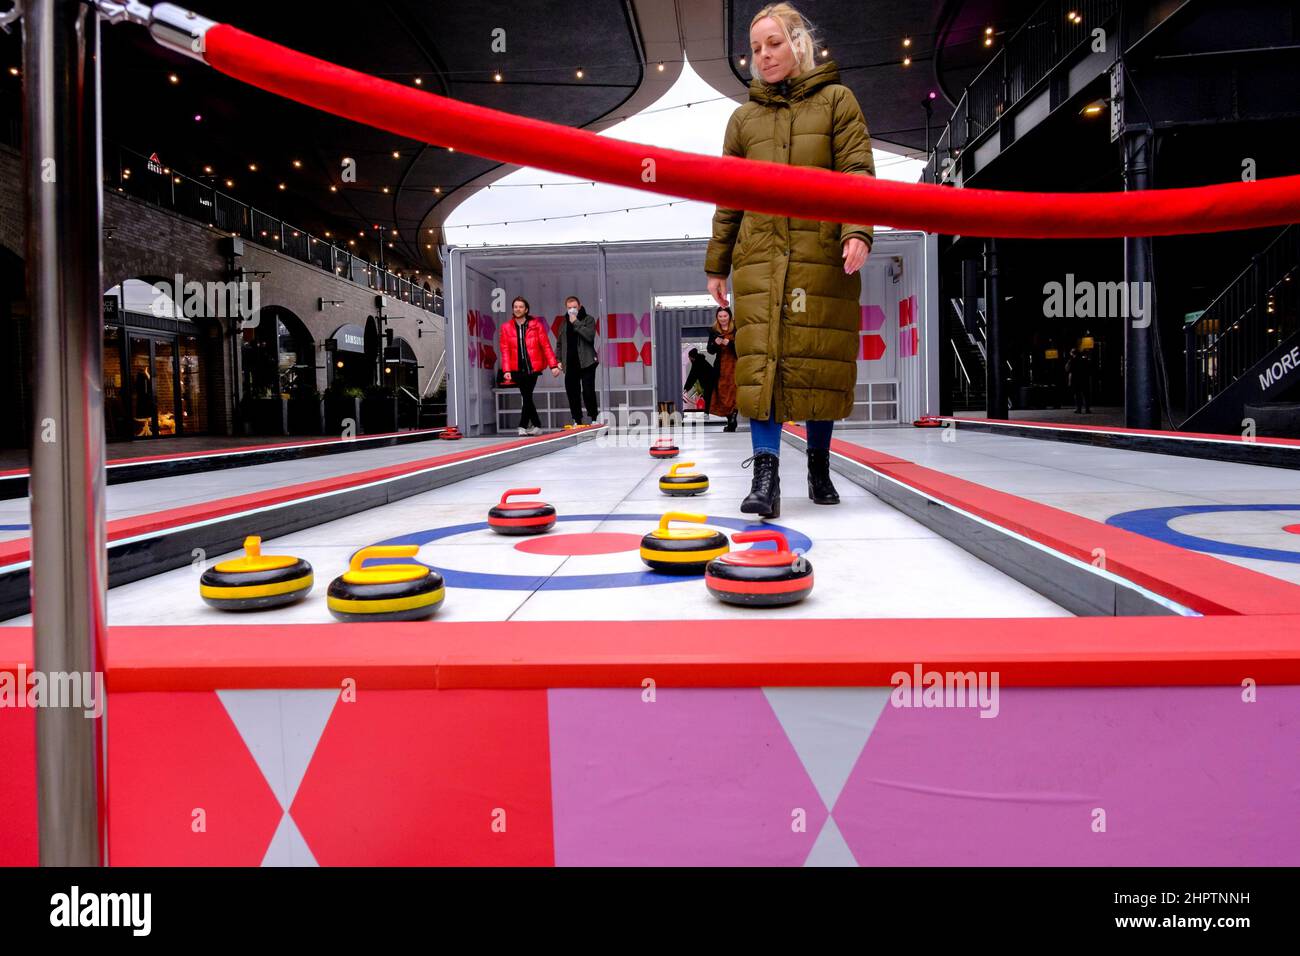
left=705, top=2, right=874, bottom=518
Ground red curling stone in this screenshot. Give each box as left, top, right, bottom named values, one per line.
left=650, top=438, right=679, bottom=459
left=705, top=529, right=813, bottom=607
left=487, top=487, right=557, bottom=535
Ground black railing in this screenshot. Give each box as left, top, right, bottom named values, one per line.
left=925, top=0, right=1120, bottom=184
left=0, top=88, right=18, bottom=150
left=1185, top=226, right=1300, bottom=412
left=106, top=143, right=445, bottom=316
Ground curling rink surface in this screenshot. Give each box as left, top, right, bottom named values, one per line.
left=835, top=428, right=1300, bottom=585
left=4, top=428, right=1071, bottom=625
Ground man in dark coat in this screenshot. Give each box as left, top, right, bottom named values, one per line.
left=1067, top=348, right=1093, bottom=414
left=683, top=348, right=718, bottom=416
left=556, top=295, right=599, bottom=426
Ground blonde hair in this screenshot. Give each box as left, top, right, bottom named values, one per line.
left=750, top=3, right=820, bottom=76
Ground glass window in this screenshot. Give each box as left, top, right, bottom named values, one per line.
left=153, top=339, right=177, bottom=435
left=180, top=335, right=207, bottom=434
left=103, top=327, right=128, bottom=441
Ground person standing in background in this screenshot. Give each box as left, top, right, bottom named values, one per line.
left=499, top=296, right=560, bottom=435
left=1067, top=347, right=1093, bottom=414
left=707, top=306, right=739, bottom=432
left=556, top=295, right=600, bottom=427
left=683, top=348, right=718, bottom=417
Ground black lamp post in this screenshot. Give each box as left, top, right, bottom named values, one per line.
left=922, top=91, right=936, bottom=179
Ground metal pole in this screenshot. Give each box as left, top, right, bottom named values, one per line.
left=24, top=0, right=109, bottom=866
left=984, top=238, right=1007, bottom=419
left=596, top=243, right=610, bottom=424
left=1123, top=127, right=1158, bottom=428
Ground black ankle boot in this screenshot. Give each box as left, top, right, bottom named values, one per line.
left=806, top=448, right=840, bottom=505
left=740, top=452, right=780, bottom=518
left=724, top=412, right=738, bottom=433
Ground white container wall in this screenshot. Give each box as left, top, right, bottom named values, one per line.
left=858, top=231, right=941, bottom=424
left=445, top=235, right=937, bottom=435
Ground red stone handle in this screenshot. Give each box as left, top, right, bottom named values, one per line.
left=732, top=529, right=789, bottom=552
left=500, top=487, right=541, bottom=504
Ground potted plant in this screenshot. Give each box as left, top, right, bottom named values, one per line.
left=361, top=383, right=398, bottom=434
left=244, top=386, right=289, bottom=436
left=324, top=384, right=364, bottom=436
left=288, top=388, right=325, bottom=435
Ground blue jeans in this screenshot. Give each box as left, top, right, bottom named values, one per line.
left=750, top=410, right=832, bottom=457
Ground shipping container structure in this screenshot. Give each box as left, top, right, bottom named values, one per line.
left=444, top=233, right=938, bottom=435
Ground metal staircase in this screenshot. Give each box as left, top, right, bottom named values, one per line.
left=418, top=351, right=449, bottom=429
left=1183, top=225, right=1300, bottom=435
left=948, top=298, right=988, bottom=411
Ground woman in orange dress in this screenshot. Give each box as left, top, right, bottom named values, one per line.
left=707, top=306, right=739, bottom=431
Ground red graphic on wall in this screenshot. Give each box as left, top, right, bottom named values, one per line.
left=602, top=312, right=652, bottom=368
left=898, top=295, right=919, bottom=358
left=467, top=309, right=498, bottom=369
left=861, top=335, right=887, bottom=361
left=860, top=304, right=887, bottom=362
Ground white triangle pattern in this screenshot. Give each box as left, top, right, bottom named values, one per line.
left=217, top=688, right=340, bottom=868
left=762, top=687, right=892, bottom=868
left=261, top=811, right=321, bottom=867
left=804, top=816, right=858, bottom=866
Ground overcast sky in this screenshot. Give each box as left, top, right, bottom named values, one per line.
left=443, top=57, right=925, bottom=247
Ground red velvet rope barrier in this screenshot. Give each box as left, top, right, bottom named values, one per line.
left=204, top=24, right=1300, bottom=239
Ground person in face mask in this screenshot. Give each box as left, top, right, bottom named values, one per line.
left=556, top=295, right=600, bottom=427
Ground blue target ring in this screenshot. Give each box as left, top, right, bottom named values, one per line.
left=1107, top=504, right=1300, bottom=564
left=369, top=513, right=812, bottom=590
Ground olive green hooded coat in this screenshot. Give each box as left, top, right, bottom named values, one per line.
left=704, top=61, right=874, bottom=422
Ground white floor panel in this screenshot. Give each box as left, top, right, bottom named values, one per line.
left=835, top=426, right=1300, bottom=586
left=7, top=431, right=1072, bottom=626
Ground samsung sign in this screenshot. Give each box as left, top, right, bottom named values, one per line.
left=332, top=323, right=366, bottom=354
left=1259, top=345, right=1300, bottom=392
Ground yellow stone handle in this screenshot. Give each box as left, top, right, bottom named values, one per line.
left=349, top=545, right=419, bottom=571
left=667, top=462, right=695, bottom=477
left=659, top=511, right=708, bottom=531
left=243, top=535, right=262, bottom=557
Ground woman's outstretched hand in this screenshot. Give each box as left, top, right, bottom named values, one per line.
left=842, top=237, right=869, bottom=275
left=707, top=275, right=730, bottom=309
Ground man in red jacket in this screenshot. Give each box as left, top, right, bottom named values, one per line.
left=499, top=296, right=560, bottom=435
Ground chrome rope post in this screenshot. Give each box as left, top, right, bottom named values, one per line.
left=94, top=0, right=214, bottom=60
left=25, top=0, right=108, bottom=866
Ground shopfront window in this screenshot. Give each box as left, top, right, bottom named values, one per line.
left=242, top=309, right=313, bottom=399
left=180, top=335, right=207, bottom=433
left=328, top=322, right=373, bottom=391
left=104, top=326, right=128, bottom=441
left=385, top=336, right=419, bottom=395
left=103, top=324, right=207, bottom=440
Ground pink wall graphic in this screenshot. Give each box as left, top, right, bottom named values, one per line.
left=6, top=683, right=1293, bottom=866
left=898, top=295, right=919, bottom=359
left=861, top=304, right=886, bottom=361
left=603, top=312, right=652, bottom=368
left=466, top=309, right=498, bottom=370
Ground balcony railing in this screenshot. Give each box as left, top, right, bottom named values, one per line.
left=106, top=143, right=444, bottom=316
left=924, top=0, right=1120, bottom=184
left=1185, top=225, right=1300, bottom=412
